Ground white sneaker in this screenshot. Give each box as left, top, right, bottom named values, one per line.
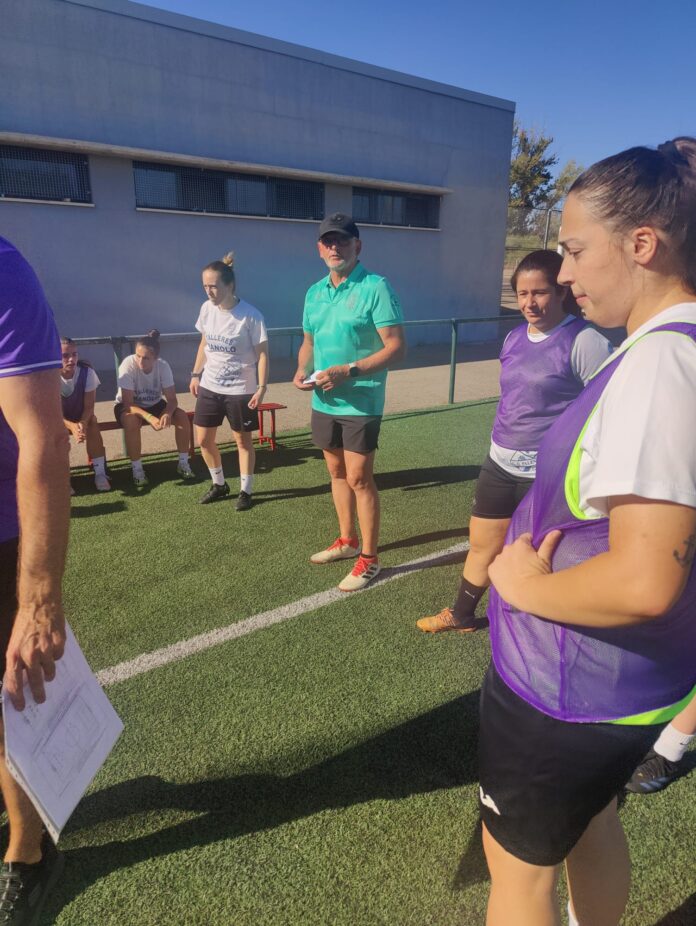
left=310, top=537, right=361, bottom=565
left=177, top=462, right=195, bottom=480
left=132, top=471, right=149, bottom=487
left=338, top=556, right=381, bottom=592
left=94, top=473, right=111, bottom=492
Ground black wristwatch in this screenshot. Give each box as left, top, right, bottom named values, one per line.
left=348, top=362, right=360, bottom=378
left=190, top=371, right=202, bottom=377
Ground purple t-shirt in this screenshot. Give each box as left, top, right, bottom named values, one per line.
left=0, top=236, right=61, bottom=543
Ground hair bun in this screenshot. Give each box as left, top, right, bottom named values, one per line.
left=222, top=251, right=235, bottom=267
left=658, top=140, right=690, bottom=169
left=147, top=328, right=161, bottom=340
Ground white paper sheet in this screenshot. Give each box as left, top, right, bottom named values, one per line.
left=3, top=622, right=123, bottom=842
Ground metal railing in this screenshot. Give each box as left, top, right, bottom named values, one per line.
left=72, top=315, right=518, bottom=407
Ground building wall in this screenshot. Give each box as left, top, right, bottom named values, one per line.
left=1, top=0, right=515, bottom=378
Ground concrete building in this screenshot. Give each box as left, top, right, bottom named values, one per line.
left=1, top=0, right=514, bottom=383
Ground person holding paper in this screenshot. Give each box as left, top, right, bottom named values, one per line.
left=0, top=235, right=69, bottom=923
left=293, top=213, right=406, bottom=591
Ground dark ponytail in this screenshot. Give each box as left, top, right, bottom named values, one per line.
left=570, top=137, right=696, bottom=295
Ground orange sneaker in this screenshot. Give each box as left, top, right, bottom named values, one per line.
left=416, top=607, right=476, bottom=633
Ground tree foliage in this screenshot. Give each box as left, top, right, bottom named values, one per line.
left=509, top=123, right=558, bottom=209
left=548, top=159, right=585, bottom=208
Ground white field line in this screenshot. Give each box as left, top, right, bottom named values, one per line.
left=97, top=541, right=469, bottom=688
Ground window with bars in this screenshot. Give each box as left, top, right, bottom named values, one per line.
left=352, top=187, right=439, bottom=229
left=0, top=146, right=92, bottom=203
left=133, top=162, right=324, bottom=220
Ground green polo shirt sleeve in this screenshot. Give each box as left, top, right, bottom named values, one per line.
left=303, top=264, right=404, bottom=417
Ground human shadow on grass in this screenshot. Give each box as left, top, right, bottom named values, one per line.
left=46, top=691, right=483, bottom=919
left=252, top=464, right=480, bottom=505
left=650, top=892, right=696, bottom=926
left=378, top=527, right=469, bottom=554
left=69, top=500, right=128, bottom=518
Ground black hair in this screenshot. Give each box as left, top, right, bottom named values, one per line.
left=136, top=328, right=161, bottom=357
left=569, top=136, right=696, bottom=294
left=510, top=249, right=580, bottom=316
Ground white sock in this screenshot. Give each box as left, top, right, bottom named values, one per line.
left=568, top=901, right=579, bottom=926
left=132, top=459, right=145, bottom=477
left=653, top=721, right=695, bottom=762
left=92, top=456, right=106, bottom=476
left=208, top=466, right=225, bottom=486
left=240, top=474, right=254, bottom=495
left=178, top=452, right=190, bottom=467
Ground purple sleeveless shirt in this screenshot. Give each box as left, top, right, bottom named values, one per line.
left=488, top=322, right=696, bottom=722
left=492, top=317, right=588, bottom=451
left=62, top=363, right=88, bottom=422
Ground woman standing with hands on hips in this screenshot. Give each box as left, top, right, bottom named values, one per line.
left=417, top=250, right=611, bottom=634
left=479, top=138, right=696, bottom=926
left=190, top=252, right=268, bottom=510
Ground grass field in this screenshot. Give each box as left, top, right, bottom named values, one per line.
left=42, top=402, right=695, bottom=925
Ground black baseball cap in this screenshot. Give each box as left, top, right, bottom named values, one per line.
left=318, top=213, right=360, bottom=240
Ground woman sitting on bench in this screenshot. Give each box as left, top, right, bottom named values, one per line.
left=114, top=329, right=194, bottom=486
left=61, top=336, right=111, bottom=493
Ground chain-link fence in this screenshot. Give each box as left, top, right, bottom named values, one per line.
left=500, top=206, right=562, bottom=310
left=505, top=205, right=562, bottom=268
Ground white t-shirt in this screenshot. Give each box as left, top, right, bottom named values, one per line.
left=115, top=355, right=175, bottom=408
left=195, top=299, right=268, bottom=396
left=61, top=366, right=100, bottom=398
left=490, top=317, right=613, bottom=477
left=579, top=303, right=696, bottom=518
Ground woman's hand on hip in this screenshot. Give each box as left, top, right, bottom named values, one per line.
left=488, top=530, right=562, bottom=610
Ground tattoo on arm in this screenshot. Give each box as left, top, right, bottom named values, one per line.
left=673, top=533, right=696, bottom=568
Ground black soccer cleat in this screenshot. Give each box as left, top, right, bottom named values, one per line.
left=0, top=837, right=65, bottom=926
left=625, top=748, right=684, bottom=794
left=199, top=482, right=230, bottom=505
left=235, top=490, right=253, bottom=511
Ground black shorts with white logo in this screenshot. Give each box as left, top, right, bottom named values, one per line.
left=193, top=387, right=258, bottom=432
left=311, top=410, right=381, bottom=454
left=114, top=398, right=167, bottom=424
left=478, top=661, right=660, bottom=866
left=472, top=455, right=533, bottom=520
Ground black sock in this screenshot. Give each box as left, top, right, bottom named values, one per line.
left=452, top=578, right=487, bottom=623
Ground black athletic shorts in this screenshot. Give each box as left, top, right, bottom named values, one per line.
left=193, top=387, right=259, bottom=432
left=472, top=455, right=533, bottom=520
left=478, top=661, right=661, bottom=866
left=114, top=398, right=167, bottom=424
left=0, top=538, right=19, bottom=681
left=311, top=410, right=381, bottom=454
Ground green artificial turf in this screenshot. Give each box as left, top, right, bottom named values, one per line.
left=39, top=401, right=695, bottom=925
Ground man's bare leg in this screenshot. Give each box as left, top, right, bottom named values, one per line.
left=344, top=450, right=379, bottom=554
left=323, top=448, right=356, bottom=540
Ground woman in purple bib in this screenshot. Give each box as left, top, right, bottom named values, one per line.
left=480, top=138, right=696, bottom=926
left=418, top=250, right=611, bottom=633
left=60, top=336, right=111, bottom=493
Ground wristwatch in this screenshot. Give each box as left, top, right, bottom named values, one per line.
left=348, top=362, right=360, bottom=378
left=190, top=371, right=202, bottom=377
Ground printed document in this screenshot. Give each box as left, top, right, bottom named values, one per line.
left=2, top=622, right=123, bottom=841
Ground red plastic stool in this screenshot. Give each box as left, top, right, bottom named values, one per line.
left=257, top=402, right=287, bottom=450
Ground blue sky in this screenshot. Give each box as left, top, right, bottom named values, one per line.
left=146, top=0, right=694, bottom=176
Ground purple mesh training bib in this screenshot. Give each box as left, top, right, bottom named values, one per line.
left=492, top=317, right=588, bottom=451
left=489, top=322, right=696, bottom=722
left=61, top=363, right=88, bottom=423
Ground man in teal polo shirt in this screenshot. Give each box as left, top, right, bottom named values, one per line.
left=293, top=213, right=406, bottom=591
